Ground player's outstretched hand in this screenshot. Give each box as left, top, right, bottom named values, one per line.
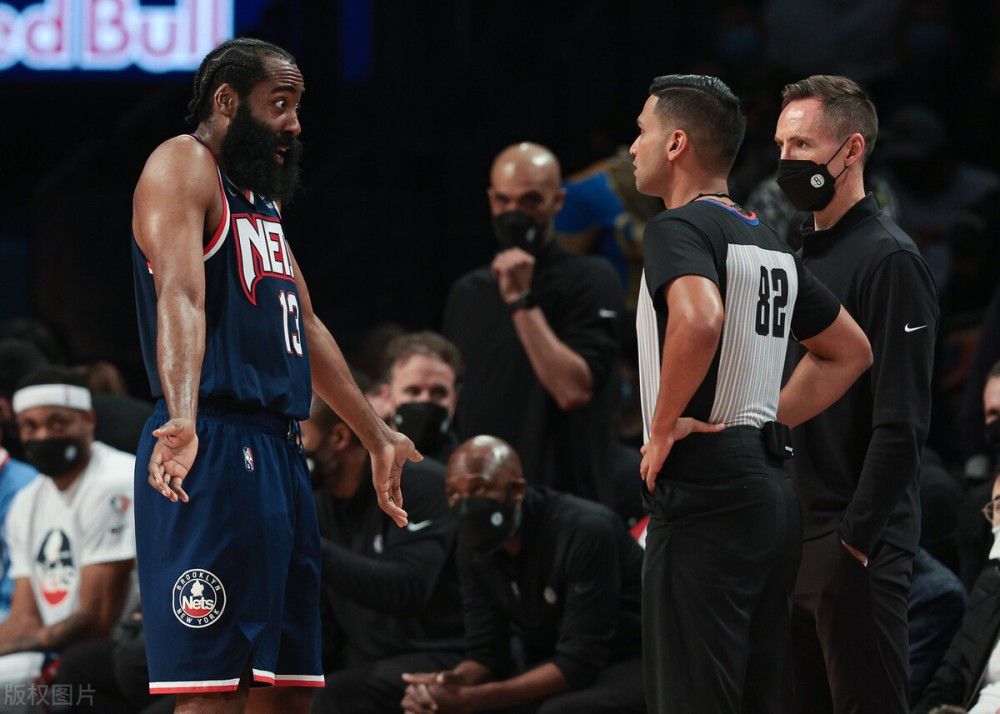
left=640, top=417, right=725, bottom=493
left=148, top=418, right=198, bottom=503
left=370, top=429, right=422, bottom=528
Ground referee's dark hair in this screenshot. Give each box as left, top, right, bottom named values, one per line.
left=186, top=37, right=297, bottom=125
left=781, top=75, right=878, bottom=162
left=648, top=74, right=746, bottom=174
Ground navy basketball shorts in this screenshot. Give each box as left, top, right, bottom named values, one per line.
left=134, top=401, right=324, bottom=695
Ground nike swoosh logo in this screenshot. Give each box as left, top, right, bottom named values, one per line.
left=904, top=324, right=927, bottom=333
left=406, top=520, right=432, bottom=532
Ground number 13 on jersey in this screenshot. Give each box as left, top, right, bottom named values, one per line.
left=279, top=290, right=303, bottom=356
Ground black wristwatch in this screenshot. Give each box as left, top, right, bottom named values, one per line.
left=507, top=292, right=538, bottom=314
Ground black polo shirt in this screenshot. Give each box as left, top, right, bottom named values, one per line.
left=443, top=241, right=624, bottom=502
left=785, top=194, right=939, bottom=555
left=314, top=458, right=464, bottom=666
left=457, top=486, right=643, bottom=690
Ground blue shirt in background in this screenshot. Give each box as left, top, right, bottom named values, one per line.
left=0, top=448, right=37, bottom=620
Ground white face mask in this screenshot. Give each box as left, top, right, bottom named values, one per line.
left=989, top=525, right=1000, bottom=561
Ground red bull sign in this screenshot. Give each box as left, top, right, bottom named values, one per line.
left=0, top=0, right=234, bottom=72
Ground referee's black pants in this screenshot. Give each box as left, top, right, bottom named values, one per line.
left=641, top=427, right=801, bottom=714
left=791, top=532, right=914, bottom=714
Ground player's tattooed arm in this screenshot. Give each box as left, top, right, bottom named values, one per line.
left=133, top=137, right=217, bottom=502
left=285, top=244, right=422, bottom=527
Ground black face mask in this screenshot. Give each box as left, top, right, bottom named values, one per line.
left=23, top=437, right=86, bottom=479
left=220, top=101, right=303, bottom=205
left=451, top=495, right=521, bottom=553
left=776, top=136, right=851, bottom=212
left=493, top=211, right=547, bottom=254
left=393, top=402, right=450, bottom=456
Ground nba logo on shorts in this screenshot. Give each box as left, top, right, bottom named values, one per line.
left=173, top=569, right=226, bottom=629
left=243, top=447, right=254, bottom=472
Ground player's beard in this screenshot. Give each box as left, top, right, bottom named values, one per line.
left=220, top=102, right=303, bottom=205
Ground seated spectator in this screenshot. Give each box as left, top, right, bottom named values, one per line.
left=909, top=549, right=968, bottom=702
left=0, top=367, right=136, bottom=689
left=0, top=338, right=49, bottom=460
left=402, top=436, right=644, bottom=713
left=554, top=147, right=663, bottom=309
left=958, top=361, right=1000, bottom=587
left=302, top=388, right=464, bottom=714
left=382, top=331, right=463, bottom=464
left=0, top=431, right=37, bottom=621
left=51, top=617, right=173, bottom=714
left=916, top=469, right=1000, bottom=714
left=959, top=289, right=1000, bottom=481
left=920, top=448, right=964, bottom=575
left=74, top=361, right=153, bottom=455
left=880, top=106, right=1000, bottom=294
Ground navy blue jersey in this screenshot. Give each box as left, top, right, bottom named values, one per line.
left=132, top=136, right=312, bottom=420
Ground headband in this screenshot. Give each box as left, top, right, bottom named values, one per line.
left=12, top=384, right=92, bottom=414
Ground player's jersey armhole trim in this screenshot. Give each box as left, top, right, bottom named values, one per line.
left=203, top=166, right=231, bottom=261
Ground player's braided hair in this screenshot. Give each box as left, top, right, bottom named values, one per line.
left=186, top=38, right=296, bottom=126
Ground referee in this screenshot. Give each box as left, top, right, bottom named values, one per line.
left=775, top=75, right=940, bottom=714
left=632, top=75, right=873, bottom=713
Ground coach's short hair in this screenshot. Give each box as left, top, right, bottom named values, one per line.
left=382, top=331, right=464, bottom=383
left=782, top=75, right=878, bottom=162
left=648, top=74, right=746, bottom=175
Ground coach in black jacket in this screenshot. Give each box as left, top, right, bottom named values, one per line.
left=774, top=75, right=939, bottom=713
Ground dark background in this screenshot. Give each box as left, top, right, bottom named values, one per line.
left=2, top=0, right=998, bottom=414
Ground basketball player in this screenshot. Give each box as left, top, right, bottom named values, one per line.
left=632, top=75, right=873, bottom=712
left=130, top=38, right=420, bottom=713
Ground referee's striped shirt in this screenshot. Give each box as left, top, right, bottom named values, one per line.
left=636, top=199, right=840, bottom=441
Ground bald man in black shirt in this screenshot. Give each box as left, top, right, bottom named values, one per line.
left=443, top=143, right=625, bottom=509
left=401, top=436, right=645, bottom=714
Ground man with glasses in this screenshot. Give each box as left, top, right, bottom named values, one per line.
left=915, top=471, right=1000, bottom=713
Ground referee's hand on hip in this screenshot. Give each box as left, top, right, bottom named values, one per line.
left=641, top=418, right=725, bottom=493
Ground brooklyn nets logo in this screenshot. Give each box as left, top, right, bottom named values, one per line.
left=172, top=569, right=226, bottom=629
